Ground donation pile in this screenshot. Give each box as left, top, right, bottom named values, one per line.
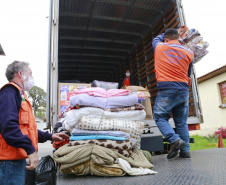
left=178, top=25, right=209, bottom=63
left=53, top=87, right=156, bottom=176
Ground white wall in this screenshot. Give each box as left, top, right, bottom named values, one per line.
left=190, top=72, right=226, bottom=136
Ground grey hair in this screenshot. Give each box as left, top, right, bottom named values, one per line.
left=5, top=61, right=29, bottom=81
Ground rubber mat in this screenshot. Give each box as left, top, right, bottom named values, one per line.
left=56, top=148, right=226, bottom=185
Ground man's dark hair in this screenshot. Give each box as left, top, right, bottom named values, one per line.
left=164, top=28, right=179, bottom=40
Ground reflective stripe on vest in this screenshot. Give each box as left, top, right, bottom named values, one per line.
left=0, top=82, right=38, bottom=160
left=154, top=40, right=193, bottom=83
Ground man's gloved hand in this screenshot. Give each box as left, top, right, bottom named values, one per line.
left=26, top=151, right=39, bottom=170
left=52, top=133, right=69, bottom=141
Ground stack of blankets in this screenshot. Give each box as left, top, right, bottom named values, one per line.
left=178, top=25, right=209, bottom=63
left=53, top=87, right=156, bottom=176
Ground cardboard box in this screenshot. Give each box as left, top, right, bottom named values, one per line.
left=58, top=83, right=91, bottom=114
left=121, top=85, right=151, bottom=97
left=121, top=85, right=153, bottom=119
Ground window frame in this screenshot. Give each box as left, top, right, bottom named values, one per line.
left=219, top=80, right=226, bottom=104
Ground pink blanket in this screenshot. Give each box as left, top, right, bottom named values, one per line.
left=73, top=87, right=130, bottom=98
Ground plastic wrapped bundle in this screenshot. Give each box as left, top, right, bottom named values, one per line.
left=178, top=25, right=209, bottom=63
left=92, top=80, right=119, bottom=90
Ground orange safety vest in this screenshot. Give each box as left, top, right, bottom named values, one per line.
left=154, top=40, right=193, bottom=83
left=0, top=82, right=38, bottom=160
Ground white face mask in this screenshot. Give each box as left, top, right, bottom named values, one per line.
left=22, top=74, right=34, bottom=91
left=126, top=73, right=130, bottom=77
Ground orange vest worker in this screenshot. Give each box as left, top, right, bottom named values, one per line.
left=0, top=82, right=38, bottom=160
left=154, top=40, right=193, bottom=84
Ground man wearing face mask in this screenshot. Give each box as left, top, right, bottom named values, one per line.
left=0, top=61, right=69, bottom=185
left=121, top=69, right=138, bottom=88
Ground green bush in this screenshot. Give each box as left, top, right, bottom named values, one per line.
left=214, top=127, right=226, bottom=138
left=36, top=111, right=46, bottom=120
left=203, top=134, right=219, bottom=143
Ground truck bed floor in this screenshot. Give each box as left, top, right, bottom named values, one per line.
left=55, top=148, right=226, bottom=185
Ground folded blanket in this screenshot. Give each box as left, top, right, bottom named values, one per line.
left=61, top=161, right=91, bottom=175
left=52, top=139, right=70, bottom=149
left=69, top=139, right=132, bottom=157
left=70, top=93, right=138, bottom=109
left=73, top=87, right=130, bottom=98
left=105, top=103, right=145, bottom=112
left=72, top=129, right=130, bottom=138
left=54, top=144, right=116, bottom=170
left=64, top=103, right=144, bottom=112
left=53, top=144, right=154, bottom=171
left=61, top=160, right=126, bottom=176
left=78, top=116, right=144, bottom=148
left=89, top=161, right=125, bottom=176
left=64, top=107, right=146, bottom=129
left=178, top=26, right=209, bottom=63
left=69, top=135, right=126, bottom=141
left=71, top=129, right=137, bottom=147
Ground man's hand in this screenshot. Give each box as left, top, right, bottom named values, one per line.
left=26, top=152, right=39, bottom=170
left=52, top=133, right=69, bottom=141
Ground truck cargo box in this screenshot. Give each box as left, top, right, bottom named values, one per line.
left=47, top=0, right=203, bottom=134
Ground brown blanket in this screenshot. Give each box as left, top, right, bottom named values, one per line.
left=105, top=103, right=145, bottom=112
left=69, top=139, right=132, bottom=157
left=53, top=144, right=154, bottom=171
left=61, top=160, right=125, bottom=176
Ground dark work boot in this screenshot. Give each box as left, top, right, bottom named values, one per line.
left=179, top=151, right=191, bottom=158
left=167, top=139, right=185, bottom=159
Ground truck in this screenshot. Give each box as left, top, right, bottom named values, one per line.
left=46, top=0, right=203, bottom=153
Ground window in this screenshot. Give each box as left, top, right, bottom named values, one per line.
left=219, top=81, right=226, bottom=104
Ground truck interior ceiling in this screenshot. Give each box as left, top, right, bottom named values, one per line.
left=58, top=0, right=177, bottom=82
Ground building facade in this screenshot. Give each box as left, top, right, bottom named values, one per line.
left=190, top=65, right=226, bottom=136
